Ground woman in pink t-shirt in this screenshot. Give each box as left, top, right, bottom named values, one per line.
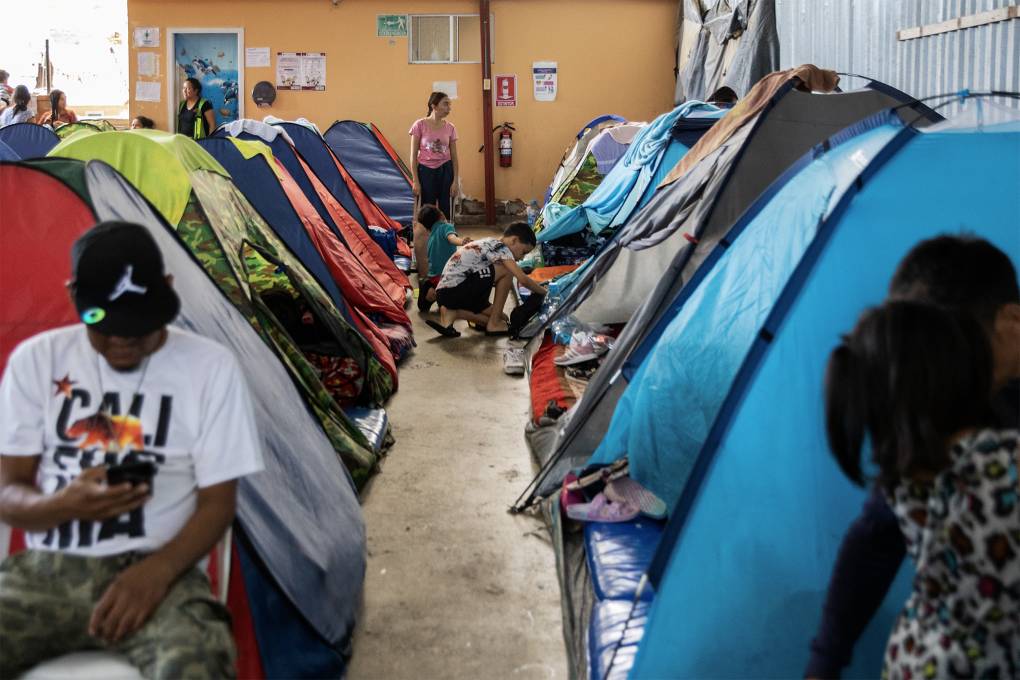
left=409, top=91, right=459, bottom=278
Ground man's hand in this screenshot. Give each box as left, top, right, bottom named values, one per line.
left=461, top=236, right=472, bottom=245
left=89, top=557, right=175, bottom=642
left=57, top=466, right=149, bottom=522
left=412, top=180, right=420, bottom=196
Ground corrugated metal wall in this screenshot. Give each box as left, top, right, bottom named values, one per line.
left=775, top=0, right=1019, bottom=112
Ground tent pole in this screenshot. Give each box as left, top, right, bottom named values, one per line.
left=480, top=0, right=496, bottom=225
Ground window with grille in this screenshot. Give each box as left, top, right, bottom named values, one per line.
left=409, top=14, right=493, bottom=64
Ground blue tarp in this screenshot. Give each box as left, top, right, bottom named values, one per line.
left=324, top=121, right=414, bottom=227
left=0, top=123, right=59, bottom=159
left=630, top=115, right=1020, bottom=678
left=537, top=103, right=724, bottom=243
left=588, top=119, right=903, bottom=510
left=197, top=137, right=356, bottom=326
left=272, top=121, right=368, bottom=229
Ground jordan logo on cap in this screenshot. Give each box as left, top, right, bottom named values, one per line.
left=108, top=265, right=148, bottom=301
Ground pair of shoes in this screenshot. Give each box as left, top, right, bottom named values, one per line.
left=565, top=492, right=639, bottom=523
left=605, top=476, right=667, bottom=519
left=503, top=348, right=525, bottom=375
left=426, top=319, right=460, bottom=337
left=417, top=280, right=434, bottom=312
left=554, top=343, right=600, bottom=366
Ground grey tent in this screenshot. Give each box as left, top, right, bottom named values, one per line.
left=515, top=79, right=939, bottom=510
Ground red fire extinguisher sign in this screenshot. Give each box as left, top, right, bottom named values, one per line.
left=495, top=74, right=517, bottom=107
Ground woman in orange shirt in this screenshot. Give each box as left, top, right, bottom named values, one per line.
left=38, top=89, right=77, bottom=127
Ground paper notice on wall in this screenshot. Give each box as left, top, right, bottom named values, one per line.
left=246, top=47, right=270, bottom=68
left=532, top=61, right=558, bottom=101
left=134, top=27, right=159, bottom=48
left=276, top=52, right=326, bottom=90
left=135, top=80, right=161, bottom=102
left=137, top=52, right=158, bottom=78
left=432, top=81, right=458, bottom=99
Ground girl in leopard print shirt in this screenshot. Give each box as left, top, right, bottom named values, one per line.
left=826, top=301, right=1019, bottom=679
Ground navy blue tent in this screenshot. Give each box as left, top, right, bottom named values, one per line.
left=0, top=123, right=59, bottom=159
left=197, top=137, right=355, bottom=325
left=0, top=139, right=18, bottom=161
left=212, top=124, right=349, bottom=244
left=324, top=120, right=414, bottom=227
left=624, top=108, right=1019, bottom=678
left=271, top=122, right=368, bottom=228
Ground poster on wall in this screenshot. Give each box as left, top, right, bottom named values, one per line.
left=532, top=61, right=558, bottom=101
left=134, top=27, right=159, bottom=48
left=276, top=52, right=326, bottom=91
left=172, top=32, right=241, bottom=125
left=495, top=74, right=516, bottom=107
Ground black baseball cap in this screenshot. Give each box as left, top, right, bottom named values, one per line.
left=70, top=221, right=180, bottom=337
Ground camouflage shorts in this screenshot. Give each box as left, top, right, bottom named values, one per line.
left=0, top=550, right=235, bottom=679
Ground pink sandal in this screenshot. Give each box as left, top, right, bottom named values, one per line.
left=605, top=476, right=667, bottom=519
left=565, top=492, right=640, bottom=523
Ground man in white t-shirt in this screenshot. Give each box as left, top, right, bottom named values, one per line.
left=0, top=221, right=264, bottom=679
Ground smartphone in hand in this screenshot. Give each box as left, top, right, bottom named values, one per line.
left=106, top=461, right=156, bottom=487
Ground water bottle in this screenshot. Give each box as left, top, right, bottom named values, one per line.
left=527, top=199, right=539, bottom=228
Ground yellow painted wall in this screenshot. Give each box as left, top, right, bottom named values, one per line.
left=128, top=0, right=677, bottom=203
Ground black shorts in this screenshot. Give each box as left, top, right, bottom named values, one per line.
left=436, top=266, right=495, bottom=314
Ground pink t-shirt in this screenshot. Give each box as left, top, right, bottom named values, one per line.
left=409, top=118, right=458, bottom=169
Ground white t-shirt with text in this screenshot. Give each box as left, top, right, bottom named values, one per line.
left=437, top=238, right=514, bottom=289
left=0, top=325, right=264, bottom=557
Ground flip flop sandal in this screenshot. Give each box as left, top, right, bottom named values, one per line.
left=426, top=320, right=461, bottom=338
left=605, top=476, right=667, bottom=519
left=565, top=492, right=640, bottom=523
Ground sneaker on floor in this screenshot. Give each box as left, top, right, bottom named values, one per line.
left=503, top=348, right=525, bottom=375
left=554, top=343, right=599, bottom=366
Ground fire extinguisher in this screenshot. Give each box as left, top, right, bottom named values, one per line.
left=497, top=122, right=514, bottom=167
left=480, top=123, right=516, bottom=167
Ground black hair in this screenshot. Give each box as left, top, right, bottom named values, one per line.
left=49, top=89, right=65, bottom=120
left=889, top=235, right=1020, bottom=329
left=132, top=115, right=155, bottom=129
left=11, top=85, right=30, bottom=114
left=417, top=204, right=442, bottom=231
left=503, top=222, right=536, bottom=248
left=185, top=77, right=203, bottom=96
left=708, top=86, right=738, bottom=106
left=427, top=91, right=448, bottom=116
left=825, top=300, right=995, bottom=490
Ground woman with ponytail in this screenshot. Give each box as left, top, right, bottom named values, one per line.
left=824, top=300, right=1018, bottom=679
left=0, top=85, right=33, bottom=128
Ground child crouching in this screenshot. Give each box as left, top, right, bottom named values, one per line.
left=427, top=222, right=546, bottom=338
left=416, top=205, right=471, bottom=312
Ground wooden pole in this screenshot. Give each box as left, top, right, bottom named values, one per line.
left=480, top=0, right=496, bottom=225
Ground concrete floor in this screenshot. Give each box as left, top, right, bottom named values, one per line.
left=347, top=227, right=566, bottom=680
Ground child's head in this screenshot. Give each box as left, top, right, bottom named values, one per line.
left=889, top=235, right=1020, bottom=385
left=130, top=115, right=155, bottom=130
left=417, top=204, right=442, bottom=231
left=501, top=222, right=537, bottom=260
left=824, top=300, right=994, bottom=490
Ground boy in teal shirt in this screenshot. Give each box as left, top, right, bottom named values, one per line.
left=417, top=205, right=471, bottom=312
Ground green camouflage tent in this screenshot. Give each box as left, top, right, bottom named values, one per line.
left=49, top=130, right=390, bottom=484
